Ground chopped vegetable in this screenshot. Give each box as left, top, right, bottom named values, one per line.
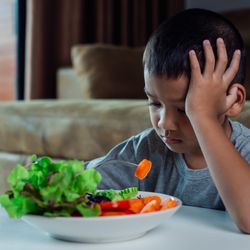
left=142, top=195, right=161, bottom=205
left=119, top=187, right=138, bottom=199
left=128, top=198, right=144, bottom=213
left=100, top=200, right=130, bottom=210
left=160, top=197, right=178, bottom=210
left=140, top=199, right=161, bottom=213
left=96, top=187, right=138, bottom=201
left=99, top=195, right=178, bottom=216
left=85, top=193, right=111, bottom=204
left=128, top=195, right=161, bottom=213
left=134, top=159, right=152, bottom=180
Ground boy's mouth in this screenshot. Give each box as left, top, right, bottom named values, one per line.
left=161, top=136, right=183, bottom=144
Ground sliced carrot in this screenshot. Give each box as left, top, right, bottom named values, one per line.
left=142, top=195, right=161, bottom=205
left=134, top=159, right=152, bottom=180
left=160, top=198, right=177, bottom=210
left=129, top=198, right=144, bottom=213
left=140, top=199, right=161, bottom=213
left=128, top=195, right=162, bottom=213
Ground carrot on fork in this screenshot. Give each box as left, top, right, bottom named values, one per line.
left=134, top=159, right=152, bottom=180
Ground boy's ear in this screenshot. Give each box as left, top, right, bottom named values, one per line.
left=226, top=83, right=246, bottom=117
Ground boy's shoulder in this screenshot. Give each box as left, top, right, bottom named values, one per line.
left=132, top=127, right=163, bottom=145
left=133, top=127, right=156, bottom=139
left=231, top=120, right=250, bottom=139
left=128, top=127, right=169, bottom=154
left=230, top=120, right=250, bottom=162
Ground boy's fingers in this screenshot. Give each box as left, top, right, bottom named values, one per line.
left=215, top=38, right=228, bottom=76
left=223, top=50, right=241, bottom=83
left=203, top=40, right=215, bottom=77
left=189, top=50, right=201, bottom=80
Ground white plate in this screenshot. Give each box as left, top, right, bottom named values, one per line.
left=22, top=191, right=182, bottom=243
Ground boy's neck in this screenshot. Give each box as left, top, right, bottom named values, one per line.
left=183, top=153, right=207, bottom=169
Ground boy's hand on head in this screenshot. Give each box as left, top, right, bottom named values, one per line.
left=185, top=38, right=241, bottom=121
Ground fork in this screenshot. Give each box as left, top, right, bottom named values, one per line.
left=90, top=159, right=138, bottom=168
left=88, top=158, right=142, bottom=190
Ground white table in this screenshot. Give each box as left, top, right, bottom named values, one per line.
left=0, top=206, right=249, bottom=250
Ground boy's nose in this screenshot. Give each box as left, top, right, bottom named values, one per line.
left=158, top=109, right=177, bottom=131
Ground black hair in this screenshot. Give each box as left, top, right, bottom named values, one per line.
left=143, top=8, right=246, bottom=84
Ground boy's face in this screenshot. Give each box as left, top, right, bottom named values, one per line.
left=144, top=71, right=203, bottom=158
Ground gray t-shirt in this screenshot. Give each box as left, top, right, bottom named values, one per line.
left=86, top=121, right=250, bottom=210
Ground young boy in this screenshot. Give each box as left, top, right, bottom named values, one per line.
left=87, top=9, right=250, bottom=233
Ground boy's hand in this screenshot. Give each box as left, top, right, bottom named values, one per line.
left=185, top=38, right=241, bottom=121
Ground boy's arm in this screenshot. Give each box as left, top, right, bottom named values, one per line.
left=186, top=38, right=250, bottom=233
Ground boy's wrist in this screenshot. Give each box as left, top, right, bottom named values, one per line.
left=187, top=111, right=222, bottom=128
left=188, top=112, right=231, bottom=142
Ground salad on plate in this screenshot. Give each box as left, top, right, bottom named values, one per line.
left=0, top=155, right=178, bottom=218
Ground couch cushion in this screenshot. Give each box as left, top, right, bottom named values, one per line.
left=71, top=44, right=145, bottom=99
left=0, top=100, right=150, bottom=161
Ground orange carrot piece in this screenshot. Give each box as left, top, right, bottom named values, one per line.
left=160, top=198, right=178, bottom=210
left=140, top=199, right=161, bottom=213
left=142, top=195, right=161, bottom=205
left=129, top=198, right=144, bottom=213
left=134, top=159, right=152, bottom=180
left=129, top=196, right=162, bottom=213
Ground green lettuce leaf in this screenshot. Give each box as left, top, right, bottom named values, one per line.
left=76, top=203, right=101, bottom=217
left=7, top=165, right=29, bottom=195
left=0, top=156, right=102, bottom=218
left=0, top=194, right=38, bottom=218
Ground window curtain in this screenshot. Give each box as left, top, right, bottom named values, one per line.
left=24, top=0, right=184, bottom=99
left=16, top=0, right=27, bottom=100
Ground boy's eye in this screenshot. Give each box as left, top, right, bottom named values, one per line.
left=148, top=101, right=161, bottom=108
left=177, top=108, right=186, bottom=114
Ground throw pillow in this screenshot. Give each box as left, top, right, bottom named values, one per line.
left=71, top=44, right=146, bottom=99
